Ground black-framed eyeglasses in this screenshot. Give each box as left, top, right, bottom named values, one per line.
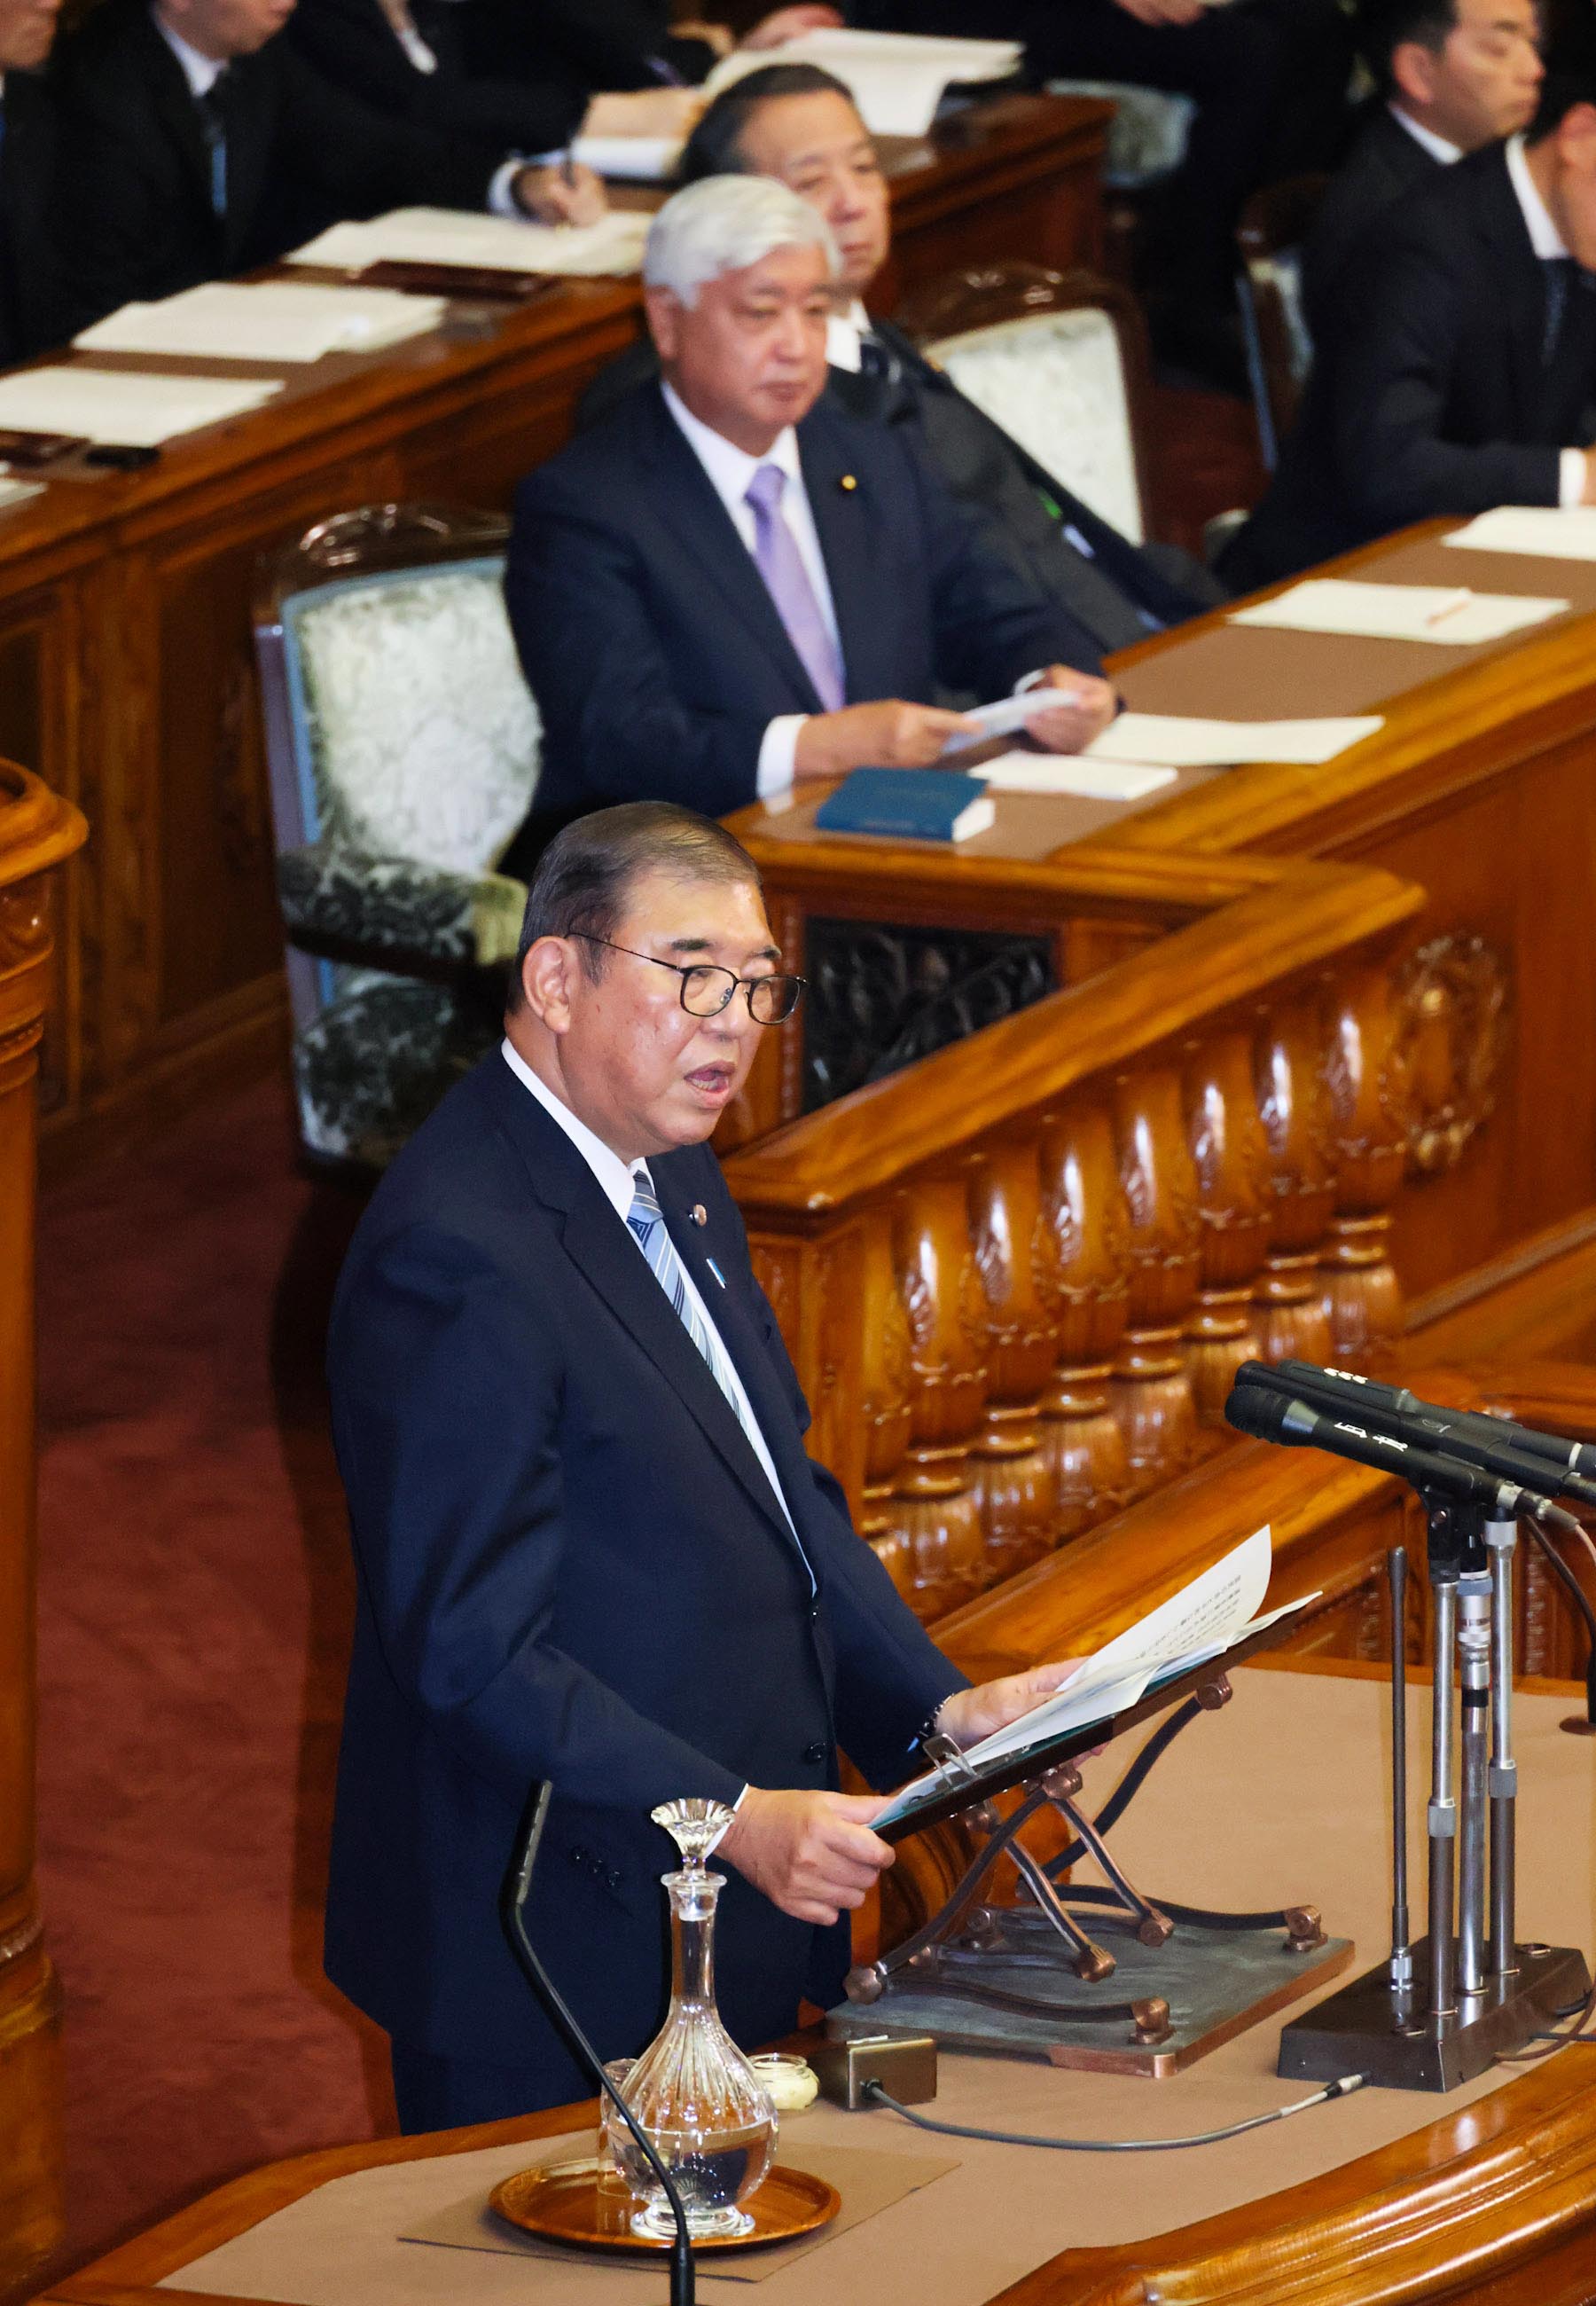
left=573, top=934, right=806, bottom=1024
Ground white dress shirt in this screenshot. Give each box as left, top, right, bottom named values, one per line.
left=498, top=1038, right=795, bottom=1535
left=1389, top=106, right=1463, bottom=166
left=825, top=302, right=872, bottom=371
left=1504, top=132, right=1588, bottom=506
left=154, top=14, right=226, bottom=95
left=661, top=379, right=841, bottom=800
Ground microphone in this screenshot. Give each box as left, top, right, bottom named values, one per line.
left=503, top=1784, right=695, bottom=2306
left=1254, top=1361, right=1596, bottom=1506
left=1234, top=1360, right=1596, bottom=1508
left=1224, top=1382, right=1542, bottom=1520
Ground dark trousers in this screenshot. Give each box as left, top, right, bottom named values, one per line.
left=390, top=2041, right=591, bottom=2135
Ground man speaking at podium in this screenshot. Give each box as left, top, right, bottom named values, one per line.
left=324, top=801, right=1076, bottom=2131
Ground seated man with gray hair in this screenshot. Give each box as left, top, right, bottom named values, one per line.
left=502, top=173, right=1115, bottom=851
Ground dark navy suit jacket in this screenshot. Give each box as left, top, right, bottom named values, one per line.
left=504, top=381, right=1103, bottom=826
left=324, top=1052, right=964, bottom=2098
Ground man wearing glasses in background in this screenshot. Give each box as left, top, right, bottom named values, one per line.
left=324, top=800, right=1078, bottom=2130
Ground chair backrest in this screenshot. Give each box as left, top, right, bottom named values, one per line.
left=255, top=502, right=539, bottom=875
left=1236, top=174, right=1328, bottom=471
left=896, top=263, right=1155, bottom=545
left=1044, top=79, right=1195, bottom=191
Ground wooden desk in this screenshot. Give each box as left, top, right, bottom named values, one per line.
left=0, top=765, right=84, bottom=2299
left=25, top=1654, right=1596, bottom=2306
left=730, top=518, right=1596, bottom=1370
left=0, top=91, right=1107, bottom=1173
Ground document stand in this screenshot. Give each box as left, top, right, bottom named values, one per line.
left=827, top=1623, right=1355, bottom=2077
left=1278, top=1503, right=1591, bottom=2090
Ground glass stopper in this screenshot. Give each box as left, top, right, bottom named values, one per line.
left=651, top=1798, right=735, bottom=1870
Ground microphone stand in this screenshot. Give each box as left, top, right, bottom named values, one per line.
left=503, top=1784, right=696, bottom=2306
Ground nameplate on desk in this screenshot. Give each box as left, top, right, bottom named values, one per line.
left=815, top=767, right=995, bottom=843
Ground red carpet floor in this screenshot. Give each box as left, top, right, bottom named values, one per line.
left=33, top=1073, right=382, bottom=2285
left=26, top=376, right=1263, bottom=2288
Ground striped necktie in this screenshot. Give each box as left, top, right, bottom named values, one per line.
left=626, top=1171, right=810, bottom=1570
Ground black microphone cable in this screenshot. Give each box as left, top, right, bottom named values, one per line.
left=503, top=1784, right=696, bottom=2306
left=862, top=2074, right=1365, bottom=2151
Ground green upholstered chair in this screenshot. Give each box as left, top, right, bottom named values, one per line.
left=254, top=502, right=540, bottom=1169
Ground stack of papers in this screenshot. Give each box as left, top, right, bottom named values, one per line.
left=875, top=1526, right=1310, bottom=1830
left=1230, top=577, right=1568, bottom=646
left=288, top=207, right=652, bottom=279
left=74, top=279, right=447, bottom=364
left=1444, top=505, right=1596, bottom=562
left=0, top=366, right=283, bottom=446
left=705, top=27, right=1021, bottom=137
left=1085, top=711, right=1383, bottom=769
left=972, top=751, right=1176, bottom=800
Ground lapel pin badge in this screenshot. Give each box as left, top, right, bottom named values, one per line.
left=691, top=1203, right=708, bottom=1226
left=838, top=474, right=857, bottom=492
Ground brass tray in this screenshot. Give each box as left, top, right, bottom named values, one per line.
left=489, top=2156, right=841, bottom=2254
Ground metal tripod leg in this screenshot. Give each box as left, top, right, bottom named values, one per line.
left=1487, top=1517, right=1519, bottom=1978
left=1428, top=1567, right=1459, bottom=2021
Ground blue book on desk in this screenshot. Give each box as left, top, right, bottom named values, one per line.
left=814, top=767, right=996, bottom=843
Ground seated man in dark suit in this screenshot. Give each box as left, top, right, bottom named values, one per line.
left=326, top=796, right=1080, bottom=2125
left=506, top=173, right=1115, bottom=839
left=0, top=0, right=75, bottom=364
left=52, top=0, right=605, bottom=330
left=582, top=65, right=1224, bottom=655
left=1305, top=0, right=1545, bottom=347
left=1220, top=70, right=1596, bottom=592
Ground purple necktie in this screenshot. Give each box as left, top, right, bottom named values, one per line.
left=744, top=463, right=845, bottom=712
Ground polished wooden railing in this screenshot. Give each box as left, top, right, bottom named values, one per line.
left=0, top=765, right=85, bottom=2296
left=722, top=855, right=1425, bottom=1623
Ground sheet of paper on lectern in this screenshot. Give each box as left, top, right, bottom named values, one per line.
left=874, top=1525, right=1315, bottom=1831
left=1443, top=505, right=1596, bottom=561
left=704, top=28, right=1021, bottom=137
left=1085, top=710, right=1384, bottom=769
left=74, top=280, right=447, bottom=364
left=0, top=366, right=283, bottom=445
left=288, top=207, right=652, bottom=278
left=1230, top=576, right=1569, bottom=646
left=0, top=477, right=44, bottom=511
left=937, top=691, right=1080, bottom=754
left=971, top=751, right=1177, bottom=799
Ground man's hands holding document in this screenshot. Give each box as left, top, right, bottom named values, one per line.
left=792, top=668, right=1115, bottom=779
left=718, top=1658, right=1084, bottom=1924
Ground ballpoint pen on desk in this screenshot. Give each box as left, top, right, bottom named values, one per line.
left=1423, top=587, right=1475, bottom=628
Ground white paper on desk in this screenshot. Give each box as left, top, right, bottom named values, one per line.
left=0, top=476, right=44, bottom=511
left=1443, top=505, right=1596, bottom=561
left=705, top=29, right=1020, bottom=137
left=1230, top=576, right=1569, bottom=646
left=287, top=206, right=652, bottom=278
left=873, top=1526, right=1317, bottom=1831
left=74, top=279, right=446, bottom=364
left=0, top=365, right=283, bottom=445
left=971, top=750, right=1177, bottom=799
left=1085, top=710, right=1383, bottom=769
left=569, top=132, right=684, bottom=181
left=937, top=691, right=1079, bottom=754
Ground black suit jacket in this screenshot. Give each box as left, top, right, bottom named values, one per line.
left=506, top=381, right=1105, bottom=825
left=580, top=324, right=1223, bottom=654
left=324, top=1053, right=963, bottom=2090
left=1302, top=103, right=1444, bottom=349
left=54, top=0, right=501, bottom=326
left=1222, top=145, right=1596, bottom=590
left=286, top=0, right=588, bottom=154
left=0, top=69, right=76, bottom=365
left=466, top=0, right=718, bottom=91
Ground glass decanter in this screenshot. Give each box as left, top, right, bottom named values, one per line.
left=614, top=1799, right=778, bottom=2240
